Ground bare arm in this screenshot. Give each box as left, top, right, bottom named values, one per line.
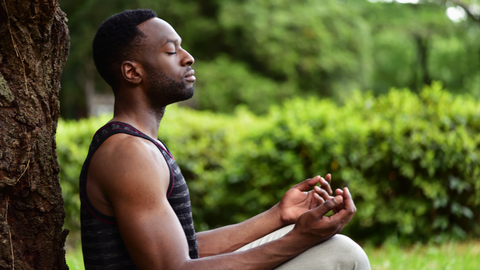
left=90, top=136, right=355, bottom=270
left=196, top=204, right=284, bottom=257
left=196, top=175, right=334, bottom=257
left=182, top=195, right=351, bottom=270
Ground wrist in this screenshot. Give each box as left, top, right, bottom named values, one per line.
left=266, top=203, right=285, bottom=227
left=283, top=225, right=319, bottom=251
left=270, top=203, right=290, bottom=227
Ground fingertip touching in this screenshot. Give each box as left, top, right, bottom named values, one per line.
left=333, top=195, right=343, bottom=204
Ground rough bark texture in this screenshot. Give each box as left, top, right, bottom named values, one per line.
left=0, top=0, right=70, bottom=269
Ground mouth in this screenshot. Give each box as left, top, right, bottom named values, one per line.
left=184, top=69, right=196, bottom=83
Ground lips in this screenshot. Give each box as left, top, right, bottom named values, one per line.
left=184, top=69, right=196, bottom=83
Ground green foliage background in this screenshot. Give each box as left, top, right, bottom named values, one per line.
left=58, top=0, right=480, bottom=117
left=58, top=85, right=480, bottom=244
left=57, top=0, right=480, bottom=247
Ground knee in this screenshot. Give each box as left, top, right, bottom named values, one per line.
left=326, top=234, right=371, bottom=270
left=275, top=234, right=371, bottom=270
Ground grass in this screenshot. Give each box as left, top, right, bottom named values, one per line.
left=66, top=245, right=84, bottom=270
left=66, top=239, right=480, bottom=270
left=363, top=240, right=480, bottom=270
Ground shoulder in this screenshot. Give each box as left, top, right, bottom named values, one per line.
left=98, top=132, right=159, bottom=158
left=89, top=133, right=171, bottom=209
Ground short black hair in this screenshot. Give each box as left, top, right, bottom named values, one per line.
left=92, top=9, right=157, bottom=90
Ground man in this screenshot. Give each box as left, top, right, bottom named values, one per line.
left=80, top=9, right=370, bottom=270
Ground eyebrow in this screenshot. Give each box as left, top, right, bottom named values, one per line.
left=162, top=38, right=181, bottom=47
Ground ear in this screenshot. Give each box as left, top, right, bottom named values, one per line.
left=121, top=61, right=143, bottom=84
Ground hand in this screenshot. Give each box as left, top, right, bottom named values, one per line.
left=332, top=188, right=346, bottom=214
left=292, top=187, right=356, bottom=245
left=277, top=174, right=334, bottom=225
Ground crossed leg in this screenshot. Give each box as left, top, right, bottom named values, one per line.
left=235, top=225, right=371, bottom=270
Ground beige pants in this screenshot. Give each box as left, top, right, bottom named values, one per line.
left=236, top=225, right=371, bottom=270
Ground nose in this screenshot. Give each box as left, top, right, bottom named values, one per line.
left=181, top=48, right=195, bottom=66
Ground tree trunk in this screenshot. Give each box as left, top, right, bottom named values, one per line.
left=415, top=35, right=431, bottom=87
left=0, top=0, right=70, bottom=269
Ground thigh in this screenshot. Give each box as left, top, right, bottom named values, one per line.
left=236, top=225, right=371, bottom=270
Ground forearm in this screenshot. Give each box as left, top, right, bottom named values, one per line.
left=182, top=231, right=312, bottom=270
left=197, top=204, right=285, bottom=257
left=196, top=175, right=335, bottom=257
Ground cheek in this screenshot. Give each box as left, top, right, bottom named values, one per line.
left=157, top=61, right=180, bottom=75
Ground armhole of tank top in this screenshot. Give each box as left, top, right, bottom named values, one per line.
left=80, top=127, right=172, bottom=224
left=80, top=131, right=117, bottom=224
left=82, top=127, right=160, bottom=224
left=88, top=122, right=174, bottom=198
left=107, top=122, right=175, bottom=197
left=157, top=139, right=174, bottom=159
left=151, top=141, right=175, bottom=197
left=81, top=186, right=117, bottom=224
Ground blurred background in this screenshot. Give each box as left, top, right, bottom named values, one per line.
left=57, top=0, right=480, bottom=269
left=59, top=0, right=480, bottom=119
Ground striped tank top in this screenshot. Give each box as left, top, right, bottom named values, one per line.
left=80, top=122, right=199, bottom=269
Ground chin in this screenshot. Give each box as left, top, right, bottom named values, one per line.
left=181, top=87, right=195, bottom=101
left=170, top=87, right=194, bottom=104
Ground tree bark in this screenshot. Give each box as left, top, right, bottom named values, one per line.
left=0, top=0, right=69, bottom=269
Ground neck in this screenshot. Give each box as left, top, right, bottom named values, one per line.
left=111, top=99, right=166, bottom=139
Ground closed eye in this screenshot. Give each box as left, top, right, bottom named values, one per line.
left=166, top=52, right=177, bottom=55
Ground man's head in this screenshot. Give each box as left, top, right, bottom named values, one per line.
left=137, top=18, right=196, bottom=108
left=93, top=9, right=195, bottom=108
left=93, top=9, right=156, bottom=91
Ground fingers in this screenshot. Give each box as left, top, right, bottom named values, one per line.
left=313, top=193, right=325, bottom=208
left=342, top=187, right=356, bottom=216
left=324, top=173, right=331, bottom=184
left=295, top=187, right=356, bottom=243
left=332, top=189, right=345, bottom=214
left=314, top=186, right=332, bottom=202
left=318, top=175, right=332, bottom=195
left=293, top=176, right=322, bottom=192
left=309, top=195, right=344, bottom=218
left=330, top=187, right=356, bottom=223
left=294, top=174, right=332, bottom=194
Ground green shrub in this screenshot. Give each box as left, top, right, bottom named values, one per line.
left=57, top=114, right=112, bottom=230
left=58, top=84, right=480, bottom=244
left=213, top=83, right=480, bottom=244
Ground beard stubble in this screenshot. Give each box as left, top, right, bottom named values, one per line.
left=145, top=67, right=194, bottom=109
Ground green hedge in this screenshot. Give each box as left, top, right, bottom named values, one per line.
left=58, top=83, right=480, bottom=244
left=57, top=115, right=112, bottom=230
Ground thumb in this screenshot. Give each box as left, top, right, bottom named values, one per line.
left=310, top=195, right=343, bottom=218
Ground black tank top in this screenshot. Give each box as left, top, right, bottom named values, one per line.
left=80, top=122, right=199, bottom=269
